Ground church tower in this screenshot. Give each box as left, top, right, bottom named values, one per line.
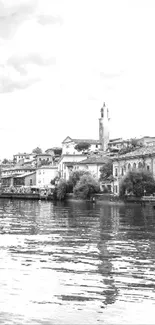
left=99, top=102, right=110, bottom=151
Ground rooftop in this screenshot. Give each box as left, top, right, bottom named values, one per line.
left=113, top=146, right=155, bottom=160
left=78, top=155, right=111, bottom=165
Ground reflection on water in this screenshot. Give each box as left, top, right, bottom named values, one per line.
left=0, top=199, right=155, bottom=324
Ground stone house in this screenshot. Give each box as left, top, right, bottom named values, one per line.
left=112, top=146, right=155, bottom=195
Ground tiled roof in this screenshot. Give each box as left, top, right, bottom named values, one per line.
left=72, top=138, right=100, bottom=144
left=113, top=146, right=155, bottom=160
left=14, top=172, right=36, bottom=178
left=78, top=155, right=111, bottom=165
left=37, top=166, right=58, bottom=169
left=2, top=166, right=36, bottom=171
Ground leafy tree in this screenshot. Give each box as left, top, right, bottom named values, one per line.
left=2, top=158, right=9, bottom=164
left=73, top=174, right=100, bottom=199
left=55, top=179, right=68, bottom=200
left=53, top=147, right=62, bottom=155
left=69, top=170, right=91, bottom=188
left=74, top=142, right=91, bottom=152
left=99, top=160, right=113, bottom=181
left=120, top=170, right=155, bottom=197
left=32, top=147, right=42, bottom=154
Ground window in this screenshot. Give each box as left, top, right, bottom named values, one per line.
left=30, top=178, right=32, bottom=186
left=128, top=163, right=131, bottom=170
left=133, top=163, right=136, bottom=169
left=147, top=165, right=150, bottom=171
left=39, top=158, right=41, bottom=161
left=138, top=162, right=142, bottom=169
left=121, top=168, right=124, bottom=176
left=47, top=158, right=49, bottom=161
left=115, top=168, right=118, bottom=176
left=96, top=145, right=98, bottom=148
left=115, top=185, right=118, bottom=194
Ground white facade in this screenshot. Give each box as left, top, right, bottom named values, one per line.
left=36, top=166, right=58, bottom=187
left=58, top=154, right=87, bottom=180
left=13, top=153, right=35, bottom=164
left=62, top=137, right=100, bottom=155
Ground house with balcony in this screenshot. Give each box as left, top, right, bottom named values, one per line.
left=35, top=153, right=53, bottom=167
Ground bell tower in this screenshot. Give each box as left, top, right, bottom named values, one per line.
left=99, top=102, right=110, bottom=151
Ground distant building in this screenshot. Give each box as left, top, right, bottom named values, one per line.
left=36, top=166, right=58, bottom=187
left=35, top=153, right=53, bottom=167
left=58, top=154, right=86, bottom=180
left=1, top=166, right=36, bottom=187
left=99, top=102, right=110, bottom=151
left=112, top=146, right=155, bottom=195
left=62, top=136, right=100, bottom=155
left=13, top=153, right=35, bottom=164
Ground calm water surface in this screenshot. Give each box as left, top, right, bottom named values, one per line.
left=0, top=199, right=155, bottom=324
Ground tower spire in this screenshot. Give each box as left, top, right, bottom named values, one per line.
left=99, top=102, right=110, bottom=152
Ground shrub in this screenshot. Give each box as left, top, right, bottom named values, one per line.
left=55, top=179, right=68, bottom=200
left=73, top=174, right=100, bottom=199
left=69, top=170, right=91, bottom=188
left=120, top=170, right=155, bottom=197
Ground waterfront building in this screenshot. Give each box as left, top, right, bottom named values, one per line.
left=36, top=166, right=58, bottom=187
left=112, top=146, right=155, bottom=195
left=58, top=154, right=86, bottom=180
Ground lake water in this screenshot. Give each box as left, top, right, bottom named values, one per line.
left=0, top=199, right=155, bottom=324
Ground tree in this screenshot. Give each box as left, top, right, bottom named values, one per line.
left=73, top=174, right=100, bottom=199
left=120, top=170, right=155, bottom=197
left=69, top=170, right=91, bottom=188
left=74, top=142, right=91, bottom=152
left=55, top=179, right=68, bottom=200
left=53, top=147, right=62, bottom=155
left=99, top=160, right=113, bottom=181
left=32, top=147, right=42, bottom=154
left=2, top=158, right=9, bottom=164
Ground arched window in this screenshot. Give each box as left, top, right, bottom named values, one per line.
left=128, top=163, right=131, bottom=170
left=133, top=162, right=136, bottom=169
left=138, top=161, right=142, bottom=169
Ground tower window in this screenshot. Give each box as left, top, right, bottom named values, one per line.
left=115, top=168, right=118, bottom=176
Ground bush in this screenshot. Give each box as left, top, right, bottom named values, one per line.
left=54, top=179, right=68, bottom=200
left=73, top=174, right=100, bottom=199
left=120, top=170, right=155, bottom=197
left=69, top=170, right=91, bottom=188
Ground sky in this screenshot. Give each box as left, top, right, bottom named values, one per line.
left=0, top=0, right=155, bottom=159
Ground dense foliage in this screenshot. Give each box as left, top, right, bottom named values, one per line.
left=53, top=179, right=68, bottom=200
left=32, top=147, right=42, bottom=154
left=74, top=142, right=91, bottom=152
left=99, top=160, right=113, bottom=181
left=73, top=174, right=100, bottom=199
left=69, top=170, right=91, bottom=188
left=120, top=170, right=155, bottom=197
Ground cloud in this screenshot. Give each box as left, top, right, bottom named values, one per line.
left=0, top=0, right=38, bottom=38
left=37, top=14, right=63, bottom=25
left=0, top=53, right=56, bottom=93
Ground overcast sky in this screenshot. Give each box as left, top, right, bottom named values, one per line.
left=0, top=0, right=155, bottom=159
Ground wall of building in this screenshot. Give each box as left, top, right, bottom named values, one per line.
left=113, top=156, right=155, bottom=195
left=36, top=167, right=58, bottom=187
left=25, top=173, right=36, bottom=186
left=58, top=155, right=86, bottom=179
